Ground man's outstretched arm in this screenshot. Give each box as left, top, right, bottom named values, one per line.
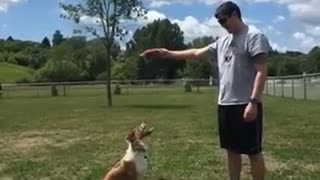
left=140, top=46, right=210, bottom=60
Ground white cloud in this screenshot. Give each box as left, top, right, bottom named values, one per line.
left=79, top=15, right=100, bottom=25
left=269, top=41, right=288, bottom=52
left=137, top=10, right=228, bottom=42
left=0, top=0, right=25, bottom=12
left=243, top=17, right=260, bottom=24
left=248, top=0, right=320, bottom=26
left=272, top=15, right=285, bottom=23
left=149, top=1, right=171, bottom=8
left=172, top=15, right=227, bottom=42
left=146, top=0, right=226, bottom=8
left=138, top=10, right=167, bottom=25
left=293, top=32, right=317, bottom=51
left=71, top=10, right=167, bottom=27
left=305, top=25, right=320, bottom=36
left=293, top=32, right=306, bottom=39
left=248, top=24, right=262, bottom=33
left=247, top=0, right=306, bottom=4
left=247, top=0, right=320, bottom=52
left=264, top=25, right=282, bottom=35
left=288, top=1, right=320, bottom=26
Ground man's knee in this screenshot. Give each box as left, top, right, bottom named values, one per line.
left=226, top=149, right=241, bottom=159
left=248, top=153, right=264, bottom=161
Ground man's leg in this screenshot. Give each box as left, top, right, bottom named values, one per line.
left=226, top=150, right=242, bottom=180
left=249, top=153, right=265, bottom=180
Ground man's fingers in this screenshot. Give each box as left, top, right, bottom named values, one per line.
left=243, top=111, right=255, bottom=122
left=140, top=49, right=161, bottom=58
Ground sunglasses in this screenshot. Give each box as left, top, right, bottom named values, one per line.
left=218, top=17, right=228, bottom=25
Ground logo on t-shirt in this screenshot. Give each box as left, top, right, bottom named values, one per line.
left=224, top=56, right=232, bottom=62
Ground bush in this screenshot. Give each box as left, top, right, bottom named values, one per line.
left=96, top=72, right=106, bottom=81
left=51, top=85, right=58, bottom=96
left=16, top=77, right=33, bottom=83
left=114, top=84, right=121, bottom=95
left=184, top=80, right=192, bottom=93
left=36, top=60, right=82, bottom=82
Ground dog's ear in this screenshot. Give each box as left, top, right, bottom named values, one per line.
left=141, top=127, right=153, bottom=139
left=127, top=122, right=153, bottom=142
left=138, top=122, right=153, bottom=139
left=126, top=130, right=137, bottom=143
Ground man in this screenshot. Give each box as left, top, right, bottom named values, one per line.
left=140, top=1, right=271, bottom=180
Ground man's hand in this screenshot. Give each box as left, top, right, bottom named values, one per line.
left=243, top=103, right=258, bottom=122
left=140, top=48, right=169, bottom=59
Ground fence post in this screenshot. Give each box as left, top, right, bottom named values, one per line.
left=37, top=86, right=40, bottom=97
left=63, top=84, right=66, bottom=96
left=281, top=79, right=284, bottom=97
left=273, top=79, right=276, bottom=96
left=0, top=83, right=2, bottom=98
left=303, top=73, right=307, bottom=100
left=265, top=80, right=269, bottom=95
left=291, top=79, right=295, bottom=99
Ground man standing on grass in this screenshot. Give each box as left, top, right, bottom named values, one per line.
left=140, top=1, right=271, bottom=180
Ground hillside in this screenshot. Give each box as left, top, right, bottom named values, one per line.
left=0, top=62, right=35, bottom=83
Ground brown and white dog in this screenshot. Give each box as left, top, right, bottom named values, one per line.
left=103, top=123, right=153, bottom=180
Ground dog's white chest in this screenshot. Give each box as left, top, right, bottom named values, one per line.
left=123, top=148, right=148, bottom=176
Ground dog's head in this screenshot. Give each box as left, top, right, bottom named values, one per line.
left=126, top=122, right=153, bottom=152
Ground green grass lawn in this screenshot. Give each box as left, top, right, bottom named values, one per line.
left=0, top=62, right=34, bottom=83
left=0, top=88, right=319, bottom=180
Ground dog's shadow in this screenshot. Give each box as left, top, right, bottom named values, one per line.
left=125, top=104, right=192, bottom=109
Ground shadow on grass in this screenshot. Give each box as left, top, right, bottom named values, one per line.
left=125, top=104, right=193, bottom=109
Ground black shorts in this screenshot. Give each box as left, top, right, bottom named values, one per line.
left=218, top=103, right=263, bottom=155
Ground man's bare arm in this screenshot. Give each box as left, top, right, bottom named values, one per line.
left=167, top=46, right=210, bottom=60
left=251, top=53, right=268, bottom=101
left=140, top=46, right=210, bottom=60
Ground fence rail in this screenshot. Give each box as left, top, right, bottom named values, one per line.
left=1, top=73, right=320, bottom=100
left=0, top=78, right=216, bottom=98
left=264, top=73, right=320, bottom=100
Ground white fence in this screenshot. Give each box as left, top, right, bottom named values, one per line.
left=1, top=73, right=320, bottom=100
left=264, top=73, right=320, bottom=100
left=0, top=78, right=217, bottom=98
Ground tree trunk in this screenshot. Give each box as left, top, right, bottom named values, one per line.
left=106, top=53, right=113, bottom=107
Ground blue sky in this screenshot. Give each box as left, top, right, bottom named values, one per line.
left=1, top=0, right=320, bottom=53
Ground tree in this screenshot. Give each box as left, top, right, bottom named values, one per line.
left=38, top=36, right=90, bottom=81
left=52, top=30, right=64, bottom=46
left=130, top=19, right=186, bottom=79
left=60, top=0, right=147, bottom=107
left=41, top=36, right=51, bottom=48
left=306, top=46, right=320, bottom=73
left=268, top=54, right=304, bottom=76
left=36, top=60, right=82, bottom=82
left=180, top=36, right=218, bottom=79
left=6, top=36, right=14, bottom=42
left=112, top=56, right=138, bottom=80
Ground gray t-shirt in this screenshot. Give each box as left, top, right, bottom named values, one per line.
left=208, top=25, right=271, bottom=105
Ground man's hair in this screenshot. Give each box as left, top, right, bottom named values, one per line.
left=215, top=1, right=242, bottom=20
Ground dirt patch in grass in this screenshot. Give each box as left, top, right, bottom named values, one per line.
left=240, top=153, right=319, bottom=178
left=0, top=163, right=7, bottom=172
left=303, top=163, right=320, bottom=172
left=0, top=129, right=81, bottom=154
left=11, top=136, right=53, bottom=152
left=240, top=153, right=289, bottom=178
left=0, top=176, right=13, bottom=180
left=264, top=154, right=289, bottom=172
